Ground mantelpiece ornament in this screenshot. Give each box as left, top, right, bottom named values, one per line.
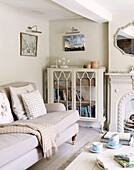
left=114, top=21, right=134, bottom=57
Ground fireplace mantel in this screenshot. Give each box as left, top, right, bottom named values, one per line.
left=106, top=73, right=134, bottom=132
left=106, top=73, right=134, bottom=76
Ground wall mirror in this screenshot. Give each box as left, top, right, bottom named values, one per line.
left=115, top=22, right=134, bottom=57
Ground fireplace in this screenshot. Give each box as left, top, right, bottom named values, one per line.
left=106, top=73, right=134, bottom=132
left=125, top=99, right=134, bottom=121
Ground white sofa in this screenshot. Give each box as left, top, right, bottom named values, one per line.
left=0, top=82, right=79, bottom=170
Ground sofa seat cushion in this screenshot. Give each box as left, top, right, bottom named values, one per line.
left=24, top=110, right=79, bottom=133
left=0, top=133, right=38, bottom=167
left=0, top=110, right=79, bottom=167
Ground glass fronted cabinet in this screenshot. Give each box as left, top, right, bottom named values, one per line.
left=47, top=67, right=105, bottom=123
left=53, top=70, right=72, bottom=110
left=75, top=70, right=96, bottom=119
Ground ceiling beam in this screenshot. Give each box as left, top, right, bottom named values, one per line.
left=52, top=0, right=112, bottom=23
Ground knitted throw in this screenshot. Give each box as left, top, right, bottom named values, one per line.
left=0, top=121, right=59, bottom=158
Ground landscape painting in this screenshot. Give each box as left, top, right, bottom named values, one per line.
left=20, top=32, right=38, bottom=56
left=64, top=34, right=85, bottom=51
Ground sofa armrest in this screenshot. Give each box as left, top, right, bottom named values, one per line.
left=45, top=103, right=66, bottom=113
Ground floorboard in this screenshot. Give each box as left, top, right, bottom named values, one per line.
left=29, top=127, right=100, bottom=170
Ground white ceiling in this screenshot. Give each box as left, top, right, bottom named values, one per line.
left=0, top=0, right=80, bottom=20
left=94, top=0, right=134, bottom=13
left=1, top=0, right=134, bottom=21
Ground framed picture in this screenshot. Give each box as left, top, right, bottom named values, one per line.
left=64, top=34, right=85, bottom=51
left=20, top=32, right=38, bottom=56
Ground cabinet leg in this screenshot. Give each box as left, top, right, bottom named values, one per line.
left=100, top=122, right=104, bottom=134
left=72, top=134, right=77, bottom=145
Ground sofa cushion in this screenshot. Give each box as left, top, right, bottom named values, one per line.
left=23, top=110, right=79, bottom=133
left=21, top=90, right=47, bottom=119
left=9, top=84, right=34, bottom=120
left=0, top=133, right=38, bottom=167
left=0, top=92, right=14, bottom=124
left=0, top=82, right=36, bottom=104
left=0, top=110, right=79, bottom=167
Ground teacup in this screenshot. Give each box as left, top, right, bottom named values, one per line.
left=109, top=134, right=119, bottom=147
left=92, top=142, right=103, bottom=152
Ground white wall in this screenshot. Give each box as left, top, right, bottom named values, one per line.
left=49, top=18, right=108, bottom=68
left=109, top=13, right=134, bottom=72
left=0, top=4, right=49, bottom=96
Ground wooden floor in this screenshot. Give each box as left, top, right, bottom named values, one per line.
left=29, top=127, right=100, bottom=170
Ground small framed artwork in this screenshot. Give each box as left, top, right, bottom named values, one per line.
left=64, top=34, right=85, bottom=51
left=20, top=32, right=38, bottom=56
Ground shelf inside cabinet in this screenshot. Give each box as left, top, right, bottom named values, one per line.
left=79, top=116, right=96, bottom=121
left=54, top=100, right=95, bottom=104
left=76, top=85, right=95, bottom=88
left=54, top=100, right=72, bottom=103
left=76, top=100, right=95, bottom=104
left=54, top=84, right=72, bottom=87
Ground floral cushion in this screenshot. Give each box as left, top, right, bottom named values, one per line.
left=0, top=92, right=14, bottom=124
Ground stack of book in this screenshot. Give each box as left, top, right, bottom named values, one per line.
left=76, top=90, right=84, bottom=101
left=54, top=88, right=72, bottom=101
left=101, top=132, right=132, bottom=145
left=114, top=154, right=134, bottom=168
left=76, top=104, right=95, bottom=118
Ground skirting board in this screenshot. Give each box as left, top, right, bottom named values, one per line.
left=78, top=121, right=102, bottom=129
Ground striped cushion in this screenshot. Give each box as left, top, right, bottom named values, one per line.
left=21, top=90, right=47, bottom=119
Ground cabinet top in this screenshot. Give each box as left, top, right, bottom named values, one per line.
left=47, top=66, right=106, bottom=72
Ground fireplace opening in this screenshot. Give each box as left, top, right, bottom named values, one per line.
left=124, top=99, right=134, bottom=132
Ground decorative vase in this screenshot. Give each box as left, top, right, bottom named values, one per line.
left=87, top=64, right=91, bottom=69
left=91, top=61, right=99, bottom=69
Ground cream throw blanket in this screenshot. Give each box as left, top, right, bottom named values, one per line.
left=0, top=122, right=59, bottom=158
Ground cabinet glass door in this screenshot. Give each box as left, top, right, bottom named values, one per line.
left=76, top=71, right=96, bottom=119
left=53, top=71, right=72, bottom=110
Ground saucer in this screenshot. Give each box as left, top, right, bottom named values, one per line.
left=106, top=143, right=122, bottom=149
left=89, top=147, right=106, bottom=153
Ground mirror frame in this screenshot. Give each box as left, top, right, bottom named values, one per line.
left=114, top=21, right=134, bottom=57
